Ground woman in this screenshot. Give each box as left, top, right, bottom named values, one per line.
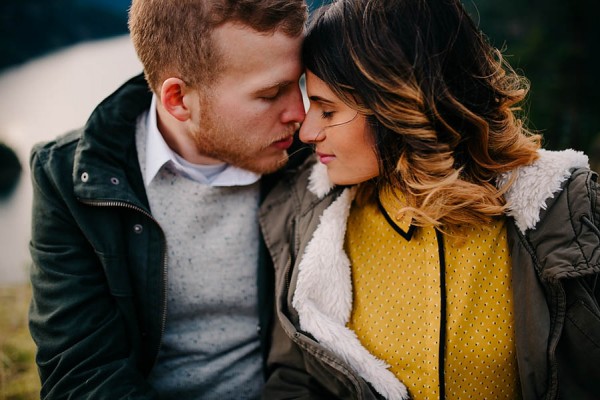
left=259, top=0, right=600, bottom=399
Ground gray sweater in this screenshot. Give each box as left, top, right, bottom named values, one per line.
left=137, top=120, right=263, bottom=399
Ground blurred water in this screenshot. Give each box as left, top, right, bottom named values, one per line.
left=0, top=35, right=142, bottom=285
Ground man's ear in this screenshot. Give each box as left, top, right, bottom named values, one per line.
left=159, top=78, right=193, bottom=122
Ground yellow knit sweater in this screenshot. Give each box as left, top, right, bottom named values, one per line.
left=345, top=195, right=521, bottom=399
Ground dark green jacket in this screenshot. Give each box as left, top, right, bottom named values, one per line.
left=259, top=152, right=600, bottom=400
left=28, top=74, right=295, bottom=399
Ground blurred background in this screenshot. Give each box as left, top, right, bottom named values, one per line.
left=0, top=0, right=597, bottom=398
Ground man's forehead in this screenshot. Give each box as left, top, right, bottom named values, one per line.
left=211, top=22, right=303, bottom=86
left=212, top=22, right=302, bottom=60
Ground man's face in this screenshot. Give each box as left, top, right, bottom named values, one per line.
left=188, top=23, right=306, bottom=174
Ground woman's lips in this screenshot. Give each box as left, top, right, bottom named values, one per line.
left=272, top=136, right=294, bottom=150
left=316, top=152, right=335, bottom=164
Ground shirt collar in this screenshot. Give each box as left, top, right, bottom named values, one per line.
left=144, top=95, right=172, bottom=186
left=144, top=94, right=261, bottom=187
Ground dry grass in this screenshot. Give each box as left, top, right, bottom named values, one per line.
left=0, top=284, right=39, bottom=400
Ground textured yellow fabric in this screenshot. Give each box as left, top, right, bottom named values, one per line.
left=345, top=197, right=521, bottom=400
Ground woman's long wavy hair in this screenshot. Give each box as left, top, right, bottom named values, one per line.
left=303, top=0, right=542, bottom=228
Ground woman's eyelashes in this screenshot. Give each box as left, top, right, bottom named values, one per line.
left=321, top=110, right=335, bottom=119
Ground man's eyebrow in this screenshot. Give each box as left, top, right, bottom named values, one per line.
left=254, top=81, right=293, bottom=94
left=308, top=95, right=335, bottom=105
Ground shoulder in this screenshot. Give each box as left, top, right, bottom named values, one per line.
left=505, top=155, right=600, bottom=281
left=30, top=129, right=82, bottom=179
left=262, top=156, right=320, bottom=214
left=501, top=149, right=589, bottom=233
left=260, top=155, right=348, bottom=235
left=519, top=167, right=600, bottom=280
left=29, top=74, right=149, bottom=170
left=548, top=167, right=599, bottom=227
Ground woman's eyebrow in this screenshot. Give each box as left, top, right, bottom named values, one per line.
left=308, top=95, right=335, bottom=105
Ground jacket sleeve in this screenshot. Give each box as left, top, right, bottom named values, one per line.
left=28, top=148, right=158, bottom=399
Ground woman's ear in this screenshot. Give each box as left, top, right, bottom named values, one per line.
left=159, top=78, right=193, bottom=122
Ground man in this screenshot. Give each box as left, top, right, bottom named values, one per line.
left=28, top=1, right=307, bottom=398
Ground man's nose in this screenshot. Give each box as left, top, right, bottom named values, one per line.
left=282, top=85, right=306, bottom=124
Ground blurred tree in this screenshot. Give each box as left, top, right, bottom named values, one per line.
left=0, top=142, right=21, bottom=200
left=307, top=0, right=332, bottom=12
left=461, top=0, right=599, bottom=158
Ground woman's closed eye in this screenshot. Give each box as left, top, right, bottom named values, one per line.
left=321, top=110, right=335, bottom=119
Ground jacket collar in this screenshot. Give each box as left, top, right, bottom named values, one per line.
left=72, top=74, right=153, bottom=208
left=308, top=149, right=589, bottom=233
left=498, top=148, right=588, bottom=233
left=300, top=162, right=412, bottom=399
left=295, top=149, right=588, bottom=399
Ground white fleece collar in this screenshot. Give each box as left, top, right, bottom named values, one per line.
left=307, top=149, right=589, bottom=232
left=296, top=149, right=587, bottom=399
left=307, top=161, right=336, bottom=199
left=498, top=148, right=588, bottom=233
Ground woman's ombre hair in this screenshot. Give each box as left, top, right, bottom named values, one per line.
left=303, top=0, right=541, bottom=228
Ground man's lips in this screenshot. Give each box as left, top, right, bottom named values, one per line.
left=272, top=136, right=294, bottom=150
left=316, top=151, right=335, bottom=164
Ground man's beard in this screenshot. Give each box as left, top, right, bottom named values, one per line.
left=190, top=97, right=291, bottom=174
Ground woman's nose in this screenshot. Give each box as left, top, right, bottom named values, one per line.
left=299, top=118, right=325, bottom=144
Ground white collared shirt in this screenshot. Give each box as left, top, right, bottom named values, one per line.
left=141, top=95, right=261, bottom=187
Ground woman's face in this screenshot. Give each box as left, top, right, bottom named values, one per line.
left=299, top=70, right=380, bottom=185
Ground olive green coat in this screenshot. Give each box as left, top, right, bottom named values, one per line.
left=260, top=152, right=600, bottom=400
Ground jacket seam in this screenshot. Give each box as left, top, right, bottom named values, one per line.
left=567, top=173, right=592, bottom=275
left=436, top=230, right=447, bottom=400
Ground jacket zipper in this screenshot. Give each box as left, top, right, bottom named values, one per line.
left=79, top=199, right=168, bottom=368
left=285, top=217, right=298, bottom=298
